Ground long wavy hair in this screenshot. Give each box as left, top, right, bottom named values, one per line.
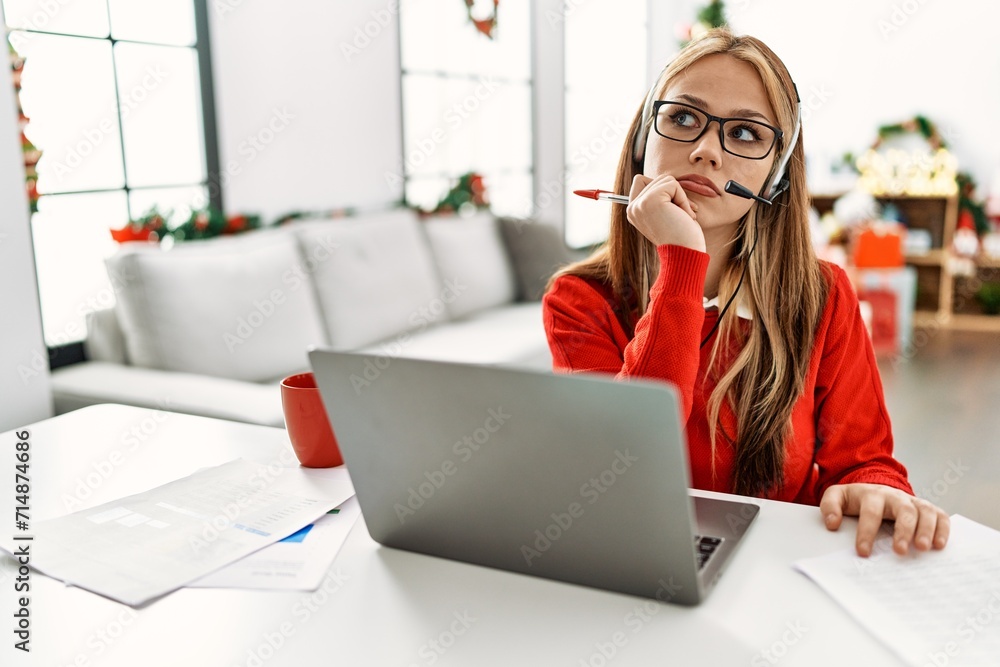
left=549, top=29, right=829, bottom=497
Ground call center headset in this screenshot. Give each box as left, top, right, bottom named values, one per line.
left=631, top=67, right=802, bottom=205
left=628, top=62, right=802, bottom=347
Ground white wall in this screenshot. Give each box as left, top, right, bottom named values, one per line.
left=0, top=50, right=52, bottom=431
left=211, top=1, right=1000, bottom=226
left=648, top=0, right=1000, bottom=195
left=208, top=0, right=404, bottom=220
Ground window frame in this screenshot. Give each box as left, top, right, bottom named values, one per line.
left=3, top=0, right=222, bottom=363
left=396, top=2, right=535, bottom=216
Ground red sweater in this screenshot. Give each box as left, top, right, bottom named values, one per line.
left=542, top=244, right=913, bottom=504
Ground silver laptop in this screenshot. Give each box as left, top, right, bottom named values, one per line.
left=308, top=350, right=759, bottom=605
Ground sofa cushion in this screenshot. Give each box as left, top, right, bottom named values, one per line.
left=356, top=302, right=551, bottom=371
left=51, top=361, right=285, bottom=427
left=292, top=209, right=447, bottom=350
left=498, top=217, right=584, bottom=301
left=105, top=228, right=327, bottom=382
left=422, top=212, right=517, bottom=318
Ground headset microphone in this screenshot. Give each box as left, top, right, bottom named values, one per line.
left=724, top=180, right=775, bottom=205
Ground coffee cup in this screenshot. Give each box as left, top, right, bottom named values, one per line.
left=280, top=372, right=344, bottom=468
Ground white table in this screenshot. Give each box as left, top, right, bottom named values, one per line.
left=1, top=405, right=900, bottom=666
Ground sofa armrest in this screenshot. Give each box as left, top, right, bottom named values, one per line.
left=51, top=361, right=286, bottom=427
left=84, top=307, right=129, bottom=365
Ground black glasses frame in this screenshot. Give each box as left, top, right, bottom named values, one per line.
left=651, top=100, right=783, bottom=160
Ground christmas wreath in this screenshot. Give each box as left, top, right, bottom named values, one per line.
left=464, top=0, right=499, bottom=39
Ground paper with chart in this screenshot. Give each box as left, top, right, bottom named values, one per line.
left=189, top=495, right=361, bottom=590
left=794, top=515, right=1000, bottom=667
left=0, top=459, right=354, bottom=606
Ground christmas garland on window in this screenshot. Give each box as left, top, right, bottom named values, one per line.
left=109, top=207, right=263, bottom=243
left=9, top=43, right=41, bottom=214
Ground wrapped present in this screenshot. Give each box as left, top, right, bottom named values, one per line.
left=852, top=266, right=917, bottom=355
left=853, top=225, right=904, bottom=268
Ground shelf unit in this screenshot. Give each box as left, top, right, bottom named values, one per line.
left=810, top=194, right=1000, bottom=332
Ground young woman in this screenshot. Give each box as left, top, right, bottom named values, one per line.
left=542, top=28, right=949, bottom=558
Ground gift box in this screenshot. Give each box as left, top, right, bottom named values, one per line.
left=857, top=289, right=898, bottom=355
left=852, top=267, right=917, bottom=355
left=853, top=227, right=904, bottom=268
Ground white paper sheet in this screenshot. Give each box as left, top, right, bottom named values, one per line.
left=0, top=459, right=354, bottom=606
left=794, top=515, right=1000, bottom=667
left=188, top=495, right=361, bottom=590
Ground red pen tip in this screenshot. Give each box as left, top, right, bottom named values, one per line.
left=573, top=189, right=604, bottom=200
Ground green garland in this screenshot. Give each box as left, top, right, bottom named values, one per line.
left=957, top=173, right=989, bottom=236
left=696, top=0, right=727, bottom=29
left=874, top=114, right=947, bottom=150
left=680, top=0, right=727, bottom=48
left=425, top=171, right=489, bottom=216
left=110, top=206, right=262, bottom=243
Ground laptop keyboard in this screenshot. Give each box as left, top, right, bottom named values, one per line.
left=694, top=535, right=724, bottom=570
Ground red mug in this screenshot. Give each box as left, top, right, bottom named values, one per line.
left=280, top=372, right=344, bottom=468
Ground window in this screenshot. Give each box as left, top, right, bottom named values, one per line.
left=564, top=0, right=647, bottom=248
left=3, top=0, right=216, bottom=347
left=398, top=0, right=532, bottom=217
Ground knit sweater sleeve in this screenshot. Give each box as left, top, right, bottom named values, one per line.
left=812, top=265, right=914, bottom=497
left=542, top=244, right=710, bottom=420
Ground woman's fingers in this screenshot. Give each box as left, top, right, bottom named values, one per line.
left=626, top=174, right=705, bottom=250
left=910, top=500, right=949, bottom=551
left=820, top=484, right=951, bottom=558
left=854, top=491, right=886, bottom=557
left=629, top=174, right=652, bottom=201
left=886, top=495, right=950, bottom=554
left=631, top=174, right=697, bottom=219
left=819, top=483, right=847, bottom=530
left=932, top=510, right=951, bottom=549
left=889, top=495, right=919, bottom=554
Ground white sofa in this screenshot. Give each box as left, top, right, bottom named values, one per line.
left=50, top=208, right=581, bottom=427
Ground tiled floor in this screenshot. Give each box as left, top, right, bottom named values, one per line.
left=877, top=329, right=1000, bottom=530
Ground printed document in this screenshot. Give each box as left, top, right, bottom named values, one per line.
left=794, top=515, right=1000, bottom=666
left=189, top=495, right=361, bottom=590
left=0, top=459, right=354, bottom=606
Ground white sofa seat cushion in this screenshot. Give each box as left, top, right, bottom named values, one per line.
left=356, top=302, right=551, bottom=370
left=422, top=212, right=518, bottom=318
left=51, top=361, right=286, bottom=427
left=106, top=229, right=327, bottom=382
left=293, top=209, right=447, bottom=350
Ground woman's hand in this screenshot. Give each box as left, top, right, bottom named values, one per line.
left=820, top=483, right=950, bottom=557
left=626, top=174, right=706, bottom=252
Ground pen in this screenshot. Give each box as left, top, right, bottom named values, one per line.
left=573, top=189, right=630, bottom=205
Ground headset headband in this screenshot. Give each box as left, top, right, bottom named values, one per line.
left=631, top=67, right=801, bottom=201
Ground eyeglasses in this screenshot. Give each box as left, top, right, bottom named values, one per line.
left=651, top=101, right=783, bottom=160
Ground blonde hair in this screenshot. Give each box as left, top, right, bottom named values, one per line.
left=549, top=28, right=829, bottom=497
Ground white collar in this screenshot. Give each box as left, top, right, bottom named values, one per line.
left=703, top=296, right=754, bottom=320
